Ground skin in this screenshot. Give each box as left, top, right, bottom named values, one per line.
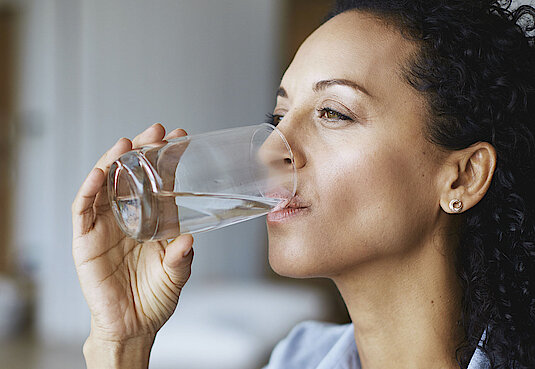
left=72, top=124, right=194, bottom=368
left=266, top=11, right=496, bottom=369
left=72, top=10, right=497, bottom=369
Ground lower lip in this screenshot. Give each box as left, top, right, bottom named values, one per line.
left=266, top=207, right=309, bottom=224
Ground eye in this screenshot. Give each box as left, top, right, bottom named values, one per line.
left=317, top=108, right=352, bottom=121
left=265, top=113, right=284, bottom=126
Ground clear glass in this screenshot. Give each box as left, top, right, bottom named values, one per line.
left=108, top=124, right=296, bottom=241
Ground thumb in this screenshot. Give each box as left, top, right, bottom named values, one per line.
left=162, top=234, right=194, bottom=287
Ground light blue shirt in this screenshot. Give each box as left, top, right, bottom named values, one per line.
left=264, top=321, right=490, bottom=369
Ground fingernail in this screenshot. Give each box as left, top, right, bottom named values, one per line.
left=183, top=247, right=192, bottom=258
left=89, top=167, right=100, bottom=178
left=114, top=137, right=127, bottom=147
left=142, top=124, right=155, bottom=134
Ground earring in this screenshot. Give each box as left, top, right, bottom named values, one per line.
left=449, top=199, right=463, bottom=213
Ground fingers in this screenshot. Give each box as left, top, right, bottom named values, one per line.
left=92, top=125, right=184, bottom=175
left=164, top=128, right=187, bottom=141
left=90, top=124, right=165, bottom=177
left=132, top=123, right=166, bottom=149
left=162, top=234, right=194, bottom=287
left=93, top=137, right=133, bottom=173
left=72, top=137, right=133, bottom=239
left=72, top=124, right=186, bottom=239
left=72, top=168, right=106, bottom=237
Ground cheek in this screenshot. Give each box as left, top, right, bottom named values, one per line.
left=267, top=136, right=439, bottom=278
left=316, top=144, right=437, bottom=259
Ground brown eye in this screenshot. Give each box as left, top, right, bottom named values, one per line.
left=318, top=108, right=351, bottom=121
left=326, top=110, right=338, bottom=119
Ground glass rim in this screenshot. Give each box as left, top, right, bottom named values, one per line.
left=259, top=123, right=297, bottom=197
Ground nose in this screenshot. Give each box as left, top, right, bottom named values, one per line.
left=254, top=124, right=299, bottom=197
left=257, top=127, right=295, bottom=171
left=272, top=119, right=306, bottom=170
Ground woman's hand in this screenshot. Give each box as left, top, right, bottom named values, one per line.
left=72, top=124, right=193, bottom=368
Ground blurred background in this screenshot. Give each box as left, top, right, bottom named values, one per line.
left=0, top=0, right=350, bottom=368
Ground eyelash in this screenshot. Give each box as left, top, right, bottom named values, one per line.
left=265, top=112, right=281, bottom=126
left=265, top=108, right=352, bottom=127
left=316, top=108, right=352, bottom=121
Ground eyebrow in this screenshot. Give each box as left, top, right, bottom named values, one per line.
left=314, top=79, right=373, bottom=97
left=276, top=78, right=373, bottom=99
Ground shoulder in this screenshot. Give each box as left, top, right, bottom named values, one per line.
left=263, top=321, right=358, bottom=369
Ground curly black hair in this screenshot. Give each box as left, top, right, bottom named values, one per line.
left=328, top=1, right=535, bottom=368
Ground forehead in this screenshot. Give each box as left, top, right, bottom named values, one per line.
left=281, top=11, right=418, bottom=100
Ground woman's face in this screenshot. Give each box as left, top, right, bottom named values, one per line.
left=266, top=11, right=449, bottom=278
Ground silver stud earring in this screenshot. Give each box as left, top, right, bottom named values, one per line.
left=449, top=199, right=463, bottom=213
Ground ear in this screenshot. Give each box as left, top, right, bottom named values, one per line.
left=438, top=142, right=497, bottom=214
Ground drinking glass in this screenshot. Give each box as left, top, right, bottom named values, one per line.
left=107, top=123, right=296, bottom=241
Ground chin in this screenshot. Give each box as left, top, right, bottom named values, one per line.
left=268, top=257, right=314, bottom=279
left=267, top=236, right=329, bottom=279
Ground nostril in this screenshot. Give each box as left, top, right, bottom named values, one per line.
left=284, top=158, right=292, bottom=165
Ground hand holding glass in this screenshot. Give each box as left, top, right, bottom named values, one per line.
left=108, top=124, right=296, bottom=241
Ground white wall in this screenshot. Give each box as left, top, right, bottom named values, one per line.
left=15, top=0, right=284, bottom=343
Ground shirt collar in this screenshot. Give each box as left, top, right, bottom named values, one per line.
left=467, top=329, right=490, bottom=369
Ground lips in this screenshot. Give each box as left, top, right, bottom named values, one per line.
left=267, top=193, right=310, bottom=223
left=266, top=189, right=309, bottom=209
left=282, top=195, right=310, bottom=209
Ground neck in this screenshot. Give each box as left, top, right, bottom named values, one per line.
left=332, top=233, right=465, bottom=369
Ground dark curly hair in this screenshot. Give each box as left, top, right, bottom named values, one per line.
left=329, top=1, right=535, bottom=368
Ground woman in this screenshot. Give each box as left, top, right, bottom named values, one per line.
left=72, top=0, right=535, bottom=368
